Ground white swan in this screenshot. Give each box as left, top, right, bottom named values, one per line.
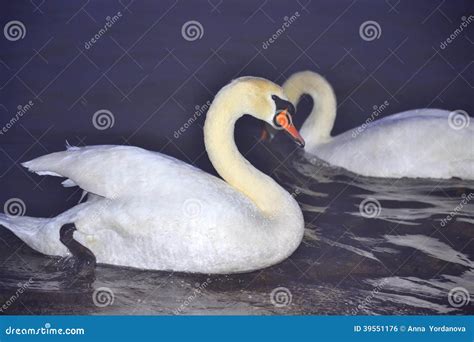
left=0, top=77, right=306, bottom=274
left=280, top=70, right=474, bottom=180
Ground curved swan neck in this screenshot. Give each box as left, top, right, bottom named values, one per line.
left=204, top=82, right=292, bottom=215
left=283, top=71, right=337, bottom=148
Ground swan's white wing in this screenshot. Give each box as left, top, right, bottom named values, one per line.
left=22, top=145, right=214, bottom=199
left=314, top=110, right=474, bottom=179
left=369, top=108, right=449, bottom=124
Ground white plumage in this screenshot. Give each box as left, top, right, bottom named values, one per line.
left=283, top=71, right=474, bottom=179
left=0, top=77, right=305, bottom=274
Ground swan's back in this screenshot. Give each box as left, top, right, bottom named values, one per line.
left=22, top=145, right=261, bottom=215
left=313, top=109, right=474, bottom=179
left=24, top=145, right=204, bottom=197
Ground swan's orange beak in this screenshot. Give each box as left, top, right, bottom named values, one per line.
left=284, top=122, right=305, bottom=147
left=275, top=110, right=305, bottom=148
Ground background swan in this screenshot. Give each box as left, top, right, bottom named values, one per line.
left=0, top=77, right=305, bottom=274
left=281, top=71, right=473, bottom=180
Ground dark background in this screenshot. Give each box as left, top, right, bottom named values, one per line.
left=1, top=0, right=473, bottom=219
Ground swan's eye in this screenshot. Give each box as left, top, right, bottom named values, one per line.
left=271, top=95, right=296, bottom=116
left=273, top=110, right=293, bottom=130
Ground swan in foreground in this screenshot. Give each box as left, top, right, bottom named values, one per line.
left=276, top=71, right=473, bottom=179
left=0, top=77, right=306, bottom=274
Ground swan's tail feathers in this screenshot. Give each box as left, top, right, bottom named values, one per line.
left=0, top=213, right=69, bottom=257
left=0, top=213, right=47, bottom=235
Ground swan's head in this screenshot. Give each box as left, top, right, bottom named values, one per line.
left=227, top=77, right=305, bottom=147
